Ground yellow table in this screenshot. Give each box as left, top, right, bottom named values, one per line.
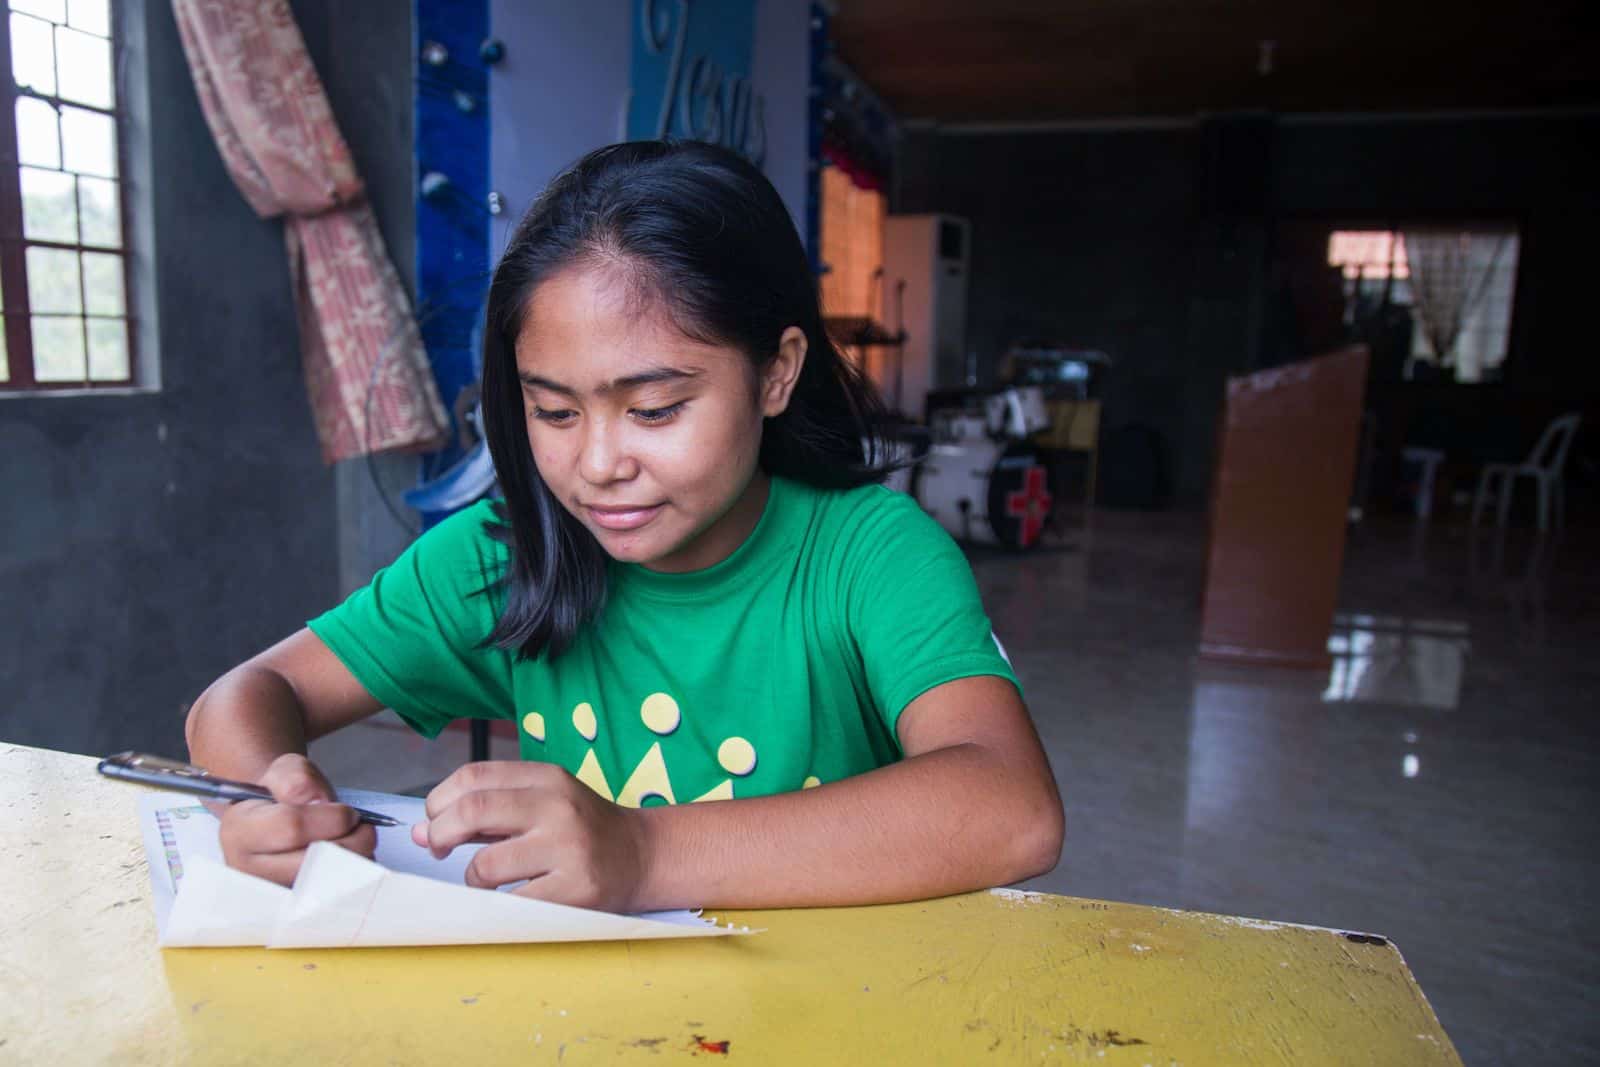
left=0, top=744, right=1460, bottom=1065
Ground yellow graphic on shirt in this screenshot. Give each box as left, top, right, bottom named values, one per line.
left=692, top=780, right=735, bottom=802
left=571, top=702, right=598, bottom=741
left=575, top=749, right=614, bottom=802
left=716, top=737, right=757, bottom=776
left=546, top=692, right=782, bottom=808
left=639, top=692, right=680, bottom=734
left=616, top=742, right=676, bottom=807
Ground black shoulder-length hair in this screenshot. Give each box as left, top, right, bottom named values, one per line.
left=479, top=139, right=893, bottom=661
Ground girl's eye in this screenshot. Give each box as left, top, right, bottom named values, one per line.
left=532, top=407, right=576, bottom=425
left=631, top=402, right=685, bottom=424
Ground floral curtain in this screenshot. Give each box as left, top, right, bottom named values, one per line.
left=171, top=0, right=448, bottom=462
left=1403, top=230, right=1509, bottom=366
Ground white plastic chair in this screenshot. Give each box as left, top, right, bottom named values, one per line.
left=1471, top=413, right=1582, bottom=532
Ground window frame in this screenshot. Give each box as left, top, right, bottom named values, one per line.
left=1322, top=220, right=1523, bottom=384
left=0, top=0, right=136, bottom=392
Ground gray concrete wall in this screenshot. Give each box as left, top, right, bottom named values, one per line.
left=0, top=0, right=417, bottom=755
left=896, top=124, right=1202, bottom=506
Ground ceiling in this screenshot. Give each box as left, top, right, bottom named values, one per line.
left=830, top=0, right=1600, bottom=124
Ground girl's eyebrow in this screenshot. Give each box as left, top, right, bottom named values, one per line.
left=518, top=367, right=703, bottom=396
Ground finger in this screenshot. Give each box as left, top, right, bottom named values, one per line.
left=464, top=837, right=552, bottom=891
left=228, top=800, right=360, bottom=855
left=410, top=819, right=503, bottom=849
left=425, top=788, right=543, bottom=858
left=424, top=761, right=559, bottom=820
left=330, top=820, right=378, bottom=860
left=217, top=805, right=298, bottom=886
left=230, top=848, right=310, bottom=888
left=260, top=754, right=336, bottom=805
left=215, top=797, right=268, bottom=842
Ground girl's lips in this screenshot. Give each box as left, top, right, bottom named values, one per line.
left=585, top=504, right=663, bottom=531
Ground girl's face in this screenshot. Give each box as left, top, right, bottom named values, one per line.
left=514, top=264, right=804, bottom=573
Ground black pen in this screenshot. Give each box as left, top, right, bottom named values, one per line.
left=97, top=751, right=401, bottom=827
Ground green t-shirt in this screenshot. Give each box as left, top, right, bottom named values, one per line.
left=309, top=476, right=1018, bottom=807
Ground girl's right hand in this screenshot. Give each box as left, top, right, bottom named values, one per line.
left=214, top=753, right=377, bottom=886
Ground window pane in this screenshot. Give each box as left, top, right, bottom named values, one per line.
left=81, top=251, right=121, bottom=314
left=10, top=12, right=56, bottom=95
left=25, top=246, right=82, bottom=313
left=66, top=0, right=107, bottom=36
left=12, top=0, right=67, bottom=22
left=32, top=316, right=86, bottom=382
left=21, top=165, right=77, bottom=242
left=86, top=316, right=125, bottom=379
left=15, top=95, right=61, bottom=169
left=60, top=105, right=115, bottom=177
left=77, top=175, right=119, bottom=246
left=55, top=27, right=112, bottom=108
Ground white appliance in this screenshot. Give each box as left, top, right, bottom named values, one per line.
left=882, top=214, right=970, bottom=420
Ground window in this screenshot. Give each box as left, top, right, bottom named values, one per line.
left=0, top=0, right=129, bottom=390
left=1328, top=230, right=1410, bottom=282
left=819, top=162, right=890, bottom=387
left=1327, top=228, right=1519, bottom=383
left=819, top=163, right=886, bottom=322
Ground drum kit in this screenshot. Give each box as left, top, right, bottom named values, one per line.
left=904, top=386, right=1056, bottom=549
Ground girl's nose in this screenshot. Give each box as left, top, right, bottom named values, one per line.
left=578, top=419, right=638, bottom=485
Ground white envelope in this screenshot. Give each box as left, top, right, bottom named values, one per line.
left=138, top=790, right=750, bottom=948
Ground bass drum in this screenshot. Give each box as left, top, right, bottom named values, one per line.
left=914, top=442, right=1054, bottom=549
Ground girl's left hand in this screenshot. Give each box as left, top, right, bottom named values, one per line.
left=412, top=761, right=650, bottom=913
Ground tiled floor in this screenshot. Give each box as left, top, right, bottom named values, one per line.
left=312, top=512, right=1600, bottom=1066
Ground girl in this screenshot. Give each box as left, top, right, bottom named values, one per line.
left=186, top=141, right=1063, bottom=912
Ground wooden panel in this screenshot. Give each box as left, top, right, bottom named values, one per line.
left=1, top=743, right=1460, bottom=1064
left=1199, top=346, right=1368, bottom=668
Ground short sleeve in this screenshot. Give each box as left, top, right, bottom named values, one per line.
left=842, top=488, right=1021, bottom=743
left=307, top=501, right=515, bottom=739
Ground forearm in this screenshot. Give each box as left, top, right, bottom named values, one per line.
left=185, top=666, right=313, bottom=781
left=633, top=742, right=1063, bottom=910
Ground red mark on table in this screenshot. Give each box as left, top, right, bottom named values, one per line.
left=690, top=1034, right=730, bottom=1055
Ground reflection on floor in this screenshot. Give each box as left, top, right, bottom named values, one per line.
left=1324, top=614, right=1470, bottom=709
left=313, top=514, right=1599, bottom=1065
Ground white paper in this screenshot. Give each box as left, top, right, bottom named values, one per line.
left=137, top=790, right=749, bottom=948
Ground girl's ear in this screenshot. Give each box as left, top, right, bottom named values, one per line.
left=761, top=326, right=807, bottom=417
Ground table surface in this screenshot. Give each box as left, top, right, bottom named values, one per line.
left=0, top=743, right=1461, bottom=1065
